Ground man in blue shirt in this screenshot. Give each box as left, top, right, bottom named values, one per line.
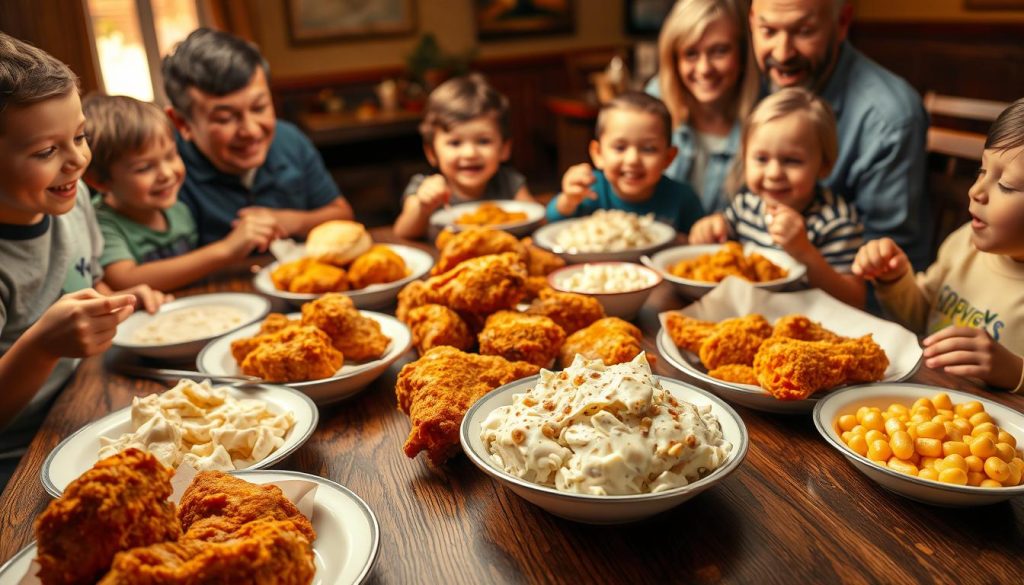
left=749, top=0, right=931, bottom=269
left=163, top=28, right=353, bottom=246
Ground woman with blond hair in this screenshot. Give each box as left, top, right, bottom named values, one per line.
left=647, top=0, right=759, bottom=213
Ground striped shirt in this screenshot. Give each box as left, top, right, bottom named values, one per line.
left=723, top=187, right=864, bottom=272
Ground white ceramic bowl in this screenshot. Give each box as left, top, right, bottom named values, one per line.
left=40, top=382, right=318, bottom=497
left=532, top=217, right=676, bottom=264
left=112, top=293, right=270, bottom=361
left=643, top=243, right=806, bottom=300
left=428, top=200, right=546, bottom=238
left=461, top=375, right=748, bottom=524
left=196, top=312, right=411, bottom=405
left=813, top=383, right=1024, bottom=507
left=253, top=243, right=434, bottom=309
left=547, top=262, right=662, bottom=321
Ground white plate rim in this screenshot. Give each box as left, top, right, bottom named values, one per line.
left=39, top=383, right=319, bottom=498
left=1, top=470, right=380, bottom=585
left=429, top=200, right=546, bottom=231
left=645, top=243, right=808, bottom=288
left=253, top=243, right=434, bottom=303
left=460, top=374, right=749, bottom=502
left=812, top=382, right=1024, bottom=497
left=112, top=292, right=271, bottom=351
left=531, top=216, right=677, bottom=256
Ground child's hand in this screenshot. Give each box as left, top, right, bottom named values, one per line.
left=689, top=214, right=729, bottom=244
left=766, top=204, right=812, bottom=258
left=225, top=214, right=278, bottom=256
left=236, top=207, right=291, bottom=239
left=414, top=174, right=451, bottom=213
left=31, top=289, right=137, bottom=358
left=851, top=237, right=910, bottom=283
left=112, top=284, right=171, bottom=314
left=557, top=163, right=597, bottom=215
left=923, top=326, right=1024, bottom=390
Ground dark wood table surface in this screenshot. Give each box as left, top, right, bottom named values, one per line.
left=2, top=227, right=1023, bottom=584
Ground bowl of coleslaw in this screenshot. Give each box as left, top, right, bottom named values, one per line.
left=547, top=261, right=662, bottom=320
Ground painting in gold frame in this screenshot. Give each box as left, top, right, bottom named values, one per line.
left=286, top=0, right=416, bottom=44
left=475, top=0, right=574, bottom=40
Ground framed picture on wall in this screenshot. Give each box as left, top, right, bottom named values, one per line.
left=286, top=0, right=416, bottom=44
left=475, top=0, right=574, bottom=40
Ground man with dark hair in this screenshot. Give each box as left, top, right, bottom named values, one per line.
left=164, top=28, right=352, bottom=246
left=749, top=0, right=931, bottom=269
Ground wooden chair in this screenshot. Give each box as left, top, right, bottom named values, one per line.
left=923, top=92, right=1010, bottom=253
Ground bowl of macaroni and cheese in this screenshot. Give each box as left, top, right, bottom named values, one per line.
left=460, top=354, right=747, bottom=524
left=548, top=261, right=662, bottom=320
left=532, top=210, right=677, bottom=264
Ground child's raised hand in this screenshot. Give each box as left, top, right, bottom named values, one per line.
left=236, top=206, right=291, bottom=239
left=31, top=289, right=137, bottom=358
left=414, top=174, right=451, bottom=212
left=765, top=204, right=812, bottom=258
left=923, top=326, right=1024, bottom=390
left=557, top=163, right=597, bottom=215
left=689, top=214, right=729, bottom=244
left=113, top=284, right=170, bottom=314
left=225, top=214, right=278, bottom=256
left=851, top=237, right=910, bottom=283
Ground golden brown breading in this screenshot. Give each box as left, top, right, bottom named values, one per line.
left=301, top=292, right=390, bottom=362
left=431, top=227, right=528, bottom=275
left=753, top=337, right=853, bottom=400
left=454, top=202, right=527, bottom=226
left=522, top=275, right=551, bottom=301
left=840, top=334, right=890, bottom=383
left=665, top=313, right=717, bottom=354
left=698, top=314, right=773, bottom=370
left=669, top=241, right=787, bottom=283
left=558, top=317, right=647, bottom=368
left=269, top=258, right=313, bottom=291
left=272, top=258, right=348, bottom=293
left=34, top=449, right=181, bottom=585
left=525, top=288, right=605, bottom=335
left=240, top=326, right=344, bottom=382
left=347, top=244, right=408, bottom=289
left=477, top=310, right=566, bottom=367
left=258, top=313, right=301, bottom=336
left=395, top=279, right=443, bottom=323
left=521, top=237, right=565, bottom=276
left=772, top=314, right=846, bottom=342
left=231, top=322, right=327, bottom=366
left=426, top=252, right=527, bottom=314
left=406, top=304, right=474, bottom=354
left=708, top=364, right=759, bottom=385
left=395, top=347, right=540, bottom=465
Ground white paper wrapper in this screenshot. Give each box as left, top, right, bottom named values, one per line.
left=269, top=238, right=305, bottom=263
left=16, top=466, right=318, bottom=585
left=658, top=276, right=923, bottom=386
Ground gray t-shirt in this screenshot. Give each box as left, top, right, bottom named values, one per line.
left=0, top=182, right=104, bottom=457
left=401, top=165, right=527, bottom=204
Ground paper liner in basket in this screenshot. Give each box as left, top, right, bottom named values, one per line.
left=657, top=276, right=923, bottom=383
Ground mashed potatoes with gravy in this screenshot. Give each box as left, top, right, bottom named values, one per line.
left=481, top=354, right=731, bottom=495
left=99, top=379, right=295, bottom=471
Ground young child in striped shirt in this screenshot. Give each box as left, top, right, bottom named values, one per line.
left=690, top=88, right=865, bottom=307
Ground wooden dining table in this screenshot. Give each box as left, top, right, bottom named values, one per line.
left=1, top=227, right=1022, bottom=584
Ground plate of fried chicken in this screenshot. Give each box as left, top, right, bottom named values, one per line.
left=656, top=277, right=923, bottom=414
left=197, top=293, right=411, bottom=404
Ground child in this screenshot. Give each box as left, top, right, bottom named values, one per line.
left=0, top=34, right=165, bottom=480
left=690, top=88, right=865, bottom=307
left=393, top=73, right=535, bottom=239
left=83, top=94, right=279, bottom=291
left=547, top=91, right=704, bottom=234
left=852, top=98, right=1024, bottom=392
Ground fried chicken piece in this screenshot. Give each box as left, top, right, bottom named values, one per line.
left=431, top=227, right=528, bottom=275
left=558, top=317, right=648, bottom=368
left=522, top=276, right=551, bottom=301
left=698, top=314, right=773, bottom=369
left=301, top=292, right=390, bottom=362
left=272, top=258, right=348, bottom=293
left=669, top=241, right=787, bottom=283
left=525, top=288, right=605, bottom=335
left=708, top=364, right=759, bottom=385
left=521, top=237, right=565, bottom=276
left=406, top=304, right=474, bottom=354
left=396, top=346, right=539, bottom=465
left=772, top=314, right=846, bottom=342
left=478, top=310, right=566, bottom=367
left=177, top=471, right=315, bottom=542
left=269, top=258, right=312, bottom=291
left=100, top=519, right=315, bottom=585
left=240, top=326, right=344, bottom=382
left=749, top=252, right=788, bottom=282
left=258, top=313, right=302, bottom=335
left=231, top=319, right=313, bottom=364
left=753, top=337, right=853, bottom=400
left=348, top=244, right=408, bottom=289
left=396, top=279, right=443, bottom=323
left=841, top=334, right=890, bottom=383
left=34, top=449, right=181, bottom=585
left=427, top=252, right=527, bottom=313
left=454, top=202, right=527, bottom=226
left=665, top=313, right=717, bottom=354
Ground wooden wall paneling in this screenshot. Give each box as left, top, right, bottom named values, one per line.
left=0, top=0, right=100, bottom=94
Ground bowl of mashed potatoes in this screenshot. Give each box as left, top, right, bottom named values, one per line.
left=113, top=292, right=271, bottom=360
left=461, top=353, right=747, bottom=524
left=532, top=210, right=677, bottom=264
left=548, top=261, right=662, bottom=320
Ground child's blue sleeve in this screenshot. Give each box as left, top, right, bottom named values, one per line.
left=676, top=183, right=705, bottom=233
left=546, top=196, right=600, bottom=223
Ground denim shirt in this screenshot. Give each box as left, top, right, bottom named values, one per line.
left=817, top=42, right=931, bottom=269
